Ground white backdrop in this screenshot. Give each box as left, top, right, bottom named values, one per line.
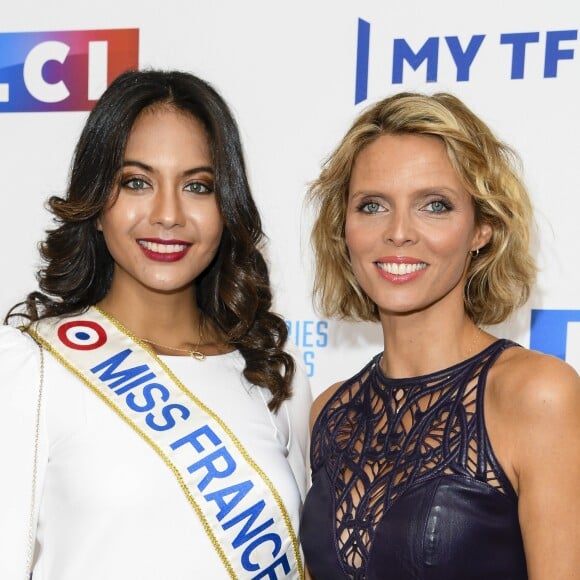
left=1, top=1, right=578, bottom=396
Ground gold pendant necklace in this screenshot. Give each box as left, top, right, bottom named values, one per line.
left=140, top=337, right=206, bottom=361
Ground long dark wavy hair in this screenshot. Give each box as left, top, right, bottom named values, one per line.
left=8, top=69, right=294, bottom=410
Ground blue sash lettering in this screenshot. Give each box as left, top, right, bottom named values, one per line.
left=91, top=348, right=149, bottom=388
left=204, top=481, right=253, bottom=520
left=242, top=533, right=282, bottom=571
left=224, top=500, right=274, bottom=548
left=90, top=349, right=290, bottom=577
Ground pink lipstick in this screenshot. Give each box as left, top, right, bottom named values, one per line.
left=375, top=256, right=428, bottom=284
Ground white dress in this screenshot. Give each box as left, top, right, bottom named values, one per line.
left=0, top=325, right=312, bottom=580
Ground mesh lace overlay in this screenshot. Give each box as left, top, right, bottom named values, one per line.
left=310, top=340, right=516, bottom=578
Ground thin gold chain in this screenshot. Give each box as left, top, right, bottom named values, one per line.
left=467, top=326, right=484, bottom=358
left=26, top=343, right=44, bottom=577
left=140, top=319, right=207, bottom=360
left=140, top=337, right=206, bottom=361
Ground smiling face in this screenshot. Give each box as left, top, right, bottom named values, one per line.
left=97, top=106, right=223, bottom=300
left=345, top=133, right=491, bottom=320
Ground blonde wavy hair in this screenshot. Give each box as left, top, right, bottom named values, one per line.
left=310, top=92, right=536, bottom=326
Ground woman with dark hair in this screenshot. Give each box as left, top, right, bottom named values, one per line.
left=0, top=69, right=311, bottom=579
left=299, top=92, right=580, bottom=579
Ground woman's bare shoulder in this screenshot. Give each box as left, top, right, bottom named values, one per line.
left=309, top=380, right=346, bottom=431
left=491, top=345, right=580, bottom=423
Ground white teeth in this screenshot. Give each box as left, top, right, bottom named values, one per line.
left=377, top=262, right=427, bottom=275
left=139, top=241, right=188, bottom=254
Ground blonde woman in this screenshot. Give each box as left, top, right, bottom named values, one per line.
left=300, top=92, right=580, bottom=579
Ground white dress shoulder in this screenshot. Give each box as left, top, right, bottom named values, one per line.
left=0, top=325, right=312, bottom=580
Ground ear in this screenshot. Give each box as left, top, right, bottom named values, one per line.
left=471, top=222, right=492, bottom=252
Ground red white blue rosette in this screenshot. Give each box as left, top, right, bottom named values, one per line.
left=57, top=320, right=107, bottom=350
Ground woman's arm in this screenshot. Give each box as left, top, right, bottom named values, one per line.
left=0, top=326, right=47, bottom=578
left=510, top=353, right=580, bottom=579
left=300, top=380, right=345, bottom=580
left=284, top=357, right=313, bottom=499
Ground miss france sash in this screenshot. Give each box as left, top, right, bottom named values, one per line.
left=27, top=306, right=303, bottom=580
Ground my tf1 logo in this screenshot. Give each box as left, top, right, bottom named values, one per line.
left=0, top=29, right=139, bottom=112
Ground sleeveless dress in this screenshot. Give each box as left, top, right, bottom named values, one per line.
left=300, top=339, right=528, bottom=579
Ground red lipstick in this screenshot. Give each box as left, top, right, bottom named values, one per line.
left=137, top=238, right=191, bottom=263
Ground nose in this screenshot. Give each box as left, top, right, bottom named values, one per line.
left=383, top=209, right=416, bottom=247
left=149, top=186, right=185, bottom=229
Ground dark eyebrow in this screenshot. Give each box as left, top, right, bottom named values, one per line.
left=183, top=166, right=214, bottom=177
left=122, top=160, right=214, bottom=177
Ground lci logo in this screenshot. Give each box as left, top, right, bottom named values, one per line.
left=0, top=29, right=139, bottom=112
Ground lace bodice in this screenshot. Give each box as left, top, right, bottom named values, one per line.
left=301, top=339, right=527, bottom=579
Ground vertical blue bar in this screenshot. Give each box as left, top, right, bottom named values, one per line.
left=355, top=18, right=370, bottom=105
left=530, top=309, right=580, bottom=360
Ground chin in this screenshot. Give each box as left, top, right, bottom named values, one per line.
left=377, top=301, right=434, bottom=317
left=142, top=279, right=194, bottom=295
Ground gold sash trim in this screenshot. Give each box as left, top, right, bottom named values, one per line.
left=27, top=307, right=303, bottom=579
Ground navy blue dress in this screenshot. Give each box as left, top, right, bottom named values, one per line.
left=300, top=340, right=527, bottom=579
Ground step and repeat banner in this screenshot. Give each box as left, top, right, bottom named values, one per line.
left=1, top=1, right=578, bottom=395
